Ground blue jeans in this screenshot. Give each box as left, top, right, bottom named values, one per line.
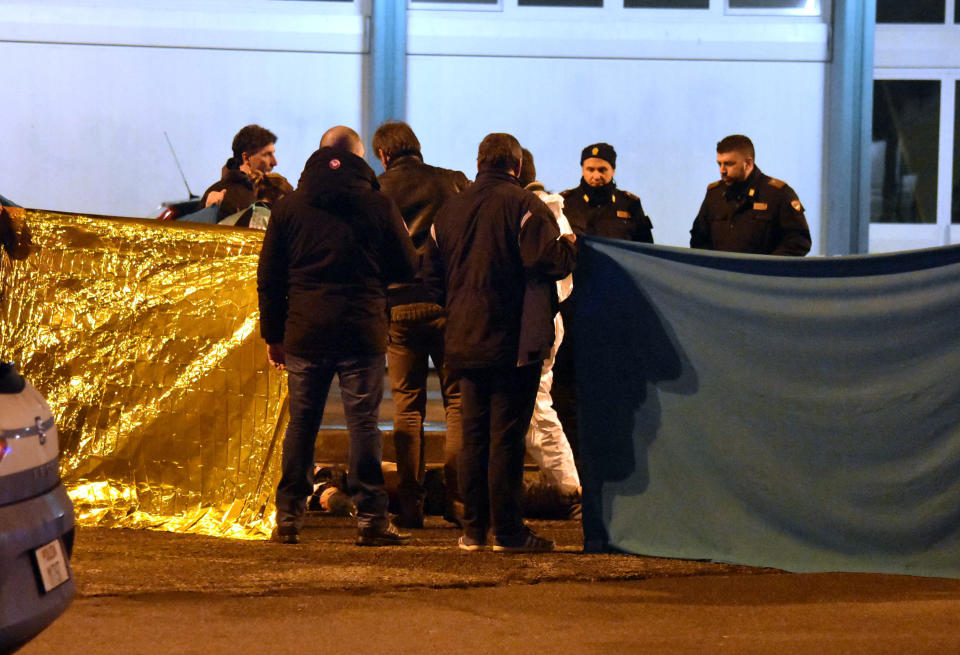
left=275, top=352, right=389, bottom=530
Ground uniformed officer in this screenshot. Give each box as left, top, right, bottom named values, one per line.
left=690, top=134, right=811, bottom=256
left=560, top=142, right=653, bottom=243
left=552, top=143, right=651, bottom=484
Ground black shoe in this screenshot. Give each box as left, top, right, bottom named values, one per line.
left=270, top=526, right=299, bottom=544
left=492, top=528, right=554, bottom=553
left=356, top=522, right=412, bottom=547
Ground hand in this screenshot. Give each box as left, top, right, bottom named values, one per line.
left=266, top=342, right=286, bottom=371
left=204, top=190, right=227, bottom=207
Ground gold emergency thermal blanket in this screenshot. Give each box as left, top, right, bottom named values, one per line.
left=0, top=209, right=285, bottom=540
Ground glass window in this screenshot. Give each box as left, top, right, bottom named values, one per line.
left=409, top=0, right=498, bottom=4
left=517, top=0, right=601, bottom=5
left=876, top=0, right=945, bottom=24
left=727, top=0, right=819, bottom=13
left=871, top=80, right=941, bottom=224
left=626, top=0, right=708, bottom=7
left=953, top=81, right=960, bottom=224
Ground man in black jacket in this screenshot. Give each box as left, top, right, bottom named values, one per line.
left=560, top=143, right=653, bottom=243
left=373, top=121, right=469, bottom=528
left=690, top=134, right=811, bottom=256
left=257, top=126, right=417, bottom=546
left=434, top=133, right=577, bottom=553
left=554, top=143, right=653, bottom=462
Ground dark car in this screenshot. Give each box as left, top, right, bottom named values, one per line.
left=0, top=363, right=75, bottom=653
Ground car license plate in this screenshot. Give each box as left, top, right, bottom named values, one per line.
left=35, top=539, right=71, bottom=593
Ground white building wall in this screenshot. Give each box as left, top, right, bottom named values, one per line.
left=2, top=1, right=829, bottom=253
left=406, top=7, right=829, bottom=250
left=408, top=55, right=825, bottom=250
left=0, top=1, right=367, bottom=218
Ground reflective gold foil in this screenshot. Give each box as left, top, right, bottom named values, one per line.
left=0, top=210, right=287, bottom=539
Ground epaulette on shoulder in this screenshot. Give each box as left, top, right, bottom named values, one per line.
left=767, top=177, right=786, bottom=189
left=707, top=180, right=721, bottom=190
left=622, top=190, right=639, bottom=200
left=559, top=189, right=574, bottom=198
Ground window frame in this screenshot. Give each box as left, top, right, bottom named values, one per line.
left=869, top=68, right=960, bottom=251
left=724, top=0, right=821, bottom=17
left=408, top=0, right=503, bottom=10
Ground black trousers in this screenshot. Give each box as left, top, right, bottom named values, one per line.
left=457, top=364, right=541, bottom=541
left=387, top=316, right=462, bottom=512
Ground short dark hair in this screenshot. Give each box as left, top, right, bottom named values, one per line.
left=517, top=148, right=536, bottom=187
left=372, top=121, right=422, bottom=161
left=477, top=133, right=522, bottom=172
left=229, top=124, right=276, bottom=169
left=716, top=134, right=754, bottom=159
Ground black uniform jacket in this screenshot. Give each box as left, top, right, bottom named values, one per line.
left=377, top=153, right=469, bottom=310
left=689, top=166, right=811, bottom=256
left=434, top=167, right=578, bottom=370
left=560, top=179, right=653, bottom=243
left=257, top=147, right=417, bottom=358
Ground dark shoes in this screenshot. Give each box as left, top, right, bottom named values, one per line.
left=356, top=522, right=412, bottom=547
left=270, top=526, right=300, bottom=545
left=459, top=528, right=553, bottom=553
left=492, top=528, right=555, bottom=553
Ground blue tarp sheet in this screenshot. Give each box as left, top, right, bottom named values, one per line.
left=576, top=238, right=960, bottom=578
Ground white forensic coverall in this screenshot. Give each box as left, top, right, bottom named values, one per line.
left=524, top=184, right=580, bottom=494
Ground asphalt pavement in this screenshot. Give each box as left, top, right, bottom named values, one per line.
left=19, top=515, right=960, bottom=654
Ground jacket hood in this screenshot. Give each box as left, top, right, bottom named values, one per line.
left=297, top=147, right=380, bottom=206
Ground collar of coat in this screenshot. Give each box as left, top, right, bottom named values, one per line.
left=475, top=166, right=522, bottom=186
left=723, top=166, right=764, bottom=201
left=577, top=178, right=617, bottom=205
left=385, top=152, right=424, bottom=169
left=220, top=166, right=254, bottom=190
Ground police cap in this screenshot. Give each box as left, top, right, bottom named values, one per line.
left=580, top=142, right=616, bottom=168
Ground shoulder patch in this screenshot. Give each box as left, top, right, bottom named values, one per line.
left=767, top=178, right=786, bottom=189
left=707, top=181, right=721, bottom=190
